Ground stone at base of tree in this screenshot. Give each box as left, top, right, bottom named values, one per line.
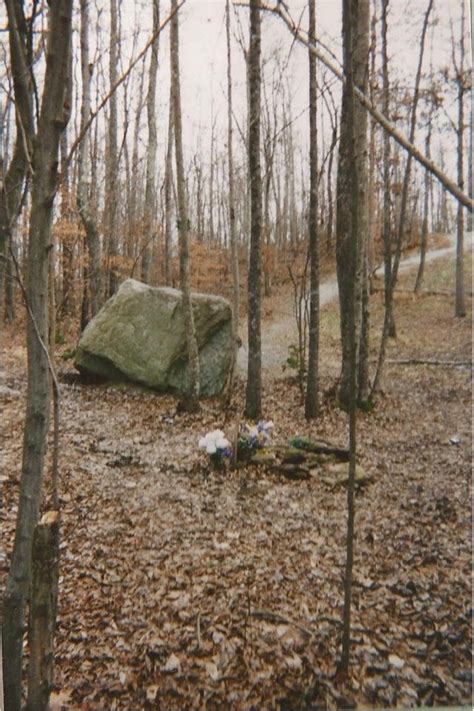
left=74, top=279, right=233, bottom=397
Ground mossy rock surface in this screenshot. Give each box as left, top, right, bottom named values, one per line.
left=75, top=279, right=233, bottom=396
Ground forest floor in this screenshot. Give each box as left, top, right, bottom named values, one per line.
left=1, top=240, right=472, bottom=710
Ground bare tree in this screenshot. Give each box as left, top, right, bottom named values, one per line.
left=170, top=0, right=200, bottom=411
left=142, top=0, right=160, bottom=283
left=339, top=0, right=360, bottom=675
left=224, top=0, right=241, bottom=403
left=452, top=3, right=469, bottom=318
left=371, top=0, right=433, bottom=399
left=245, top=0, right=263, bottom=420
left=105, top=0, right=120, bottom=296
left=2, top=2, right=73, bottom=708
left=304, top=0, right=319, bottom=419
left=78, top=0, right=102, bottom=323
left=336, top=0, right=369, bottom=408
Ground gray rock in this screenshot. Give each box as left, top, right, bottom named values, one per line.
left=74, top=279, right=233, bottom=396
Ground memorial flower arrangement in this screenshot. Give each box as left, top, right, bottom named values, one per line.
left=198, top=429, right=232, bottom=469
left=199, top=421, right=274, bottom=468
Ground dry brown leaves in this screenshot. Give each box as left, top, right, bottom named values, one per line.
left=1, top=272, right=472, bottom=710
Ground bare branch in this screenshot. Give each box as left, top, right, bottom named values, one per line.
left=233, top=0, right=473, bottom=211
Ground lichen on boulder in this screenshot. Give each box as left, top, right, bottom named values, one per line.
left=74, top=279, right=233, bottom=396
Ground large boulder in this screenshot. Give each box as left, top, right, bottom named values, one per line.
left=74, top=279, right=233, bottom=396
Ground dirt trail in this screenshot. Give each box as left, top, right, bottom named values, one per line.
left=237, top=231, right=473, bottom=376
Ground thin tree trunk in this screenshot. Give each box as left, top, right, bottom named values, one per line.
left=264, top=1, right=473, bottom=211
left=304, top=0, right=319, bottom=419
left=2, top=3, right=72, bottom=708
left=245, top=0, right=263, bottom=420
left=164, top=101, right=174, bottom=285
left=224, top=0, right=240, bottom=404
left=78, top=0, right=101, bottom=321
left=170, top=0, right=200, bottom=411
left=371, top=0, right=433, bottom=399
left=454, top=2, right=466, bottom=318
left=339, top=0, right=359, bottom=675
left=142, top=0, right=160, bottom=283
left=105, top=0, right=120, bottom=296
left=414, top=125, right=432, bottom=292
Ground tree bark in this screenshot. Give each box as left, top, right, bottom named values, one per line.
left=170, top=0, right=200, bottom=411
left=336, top=0, right=369, bottom=408
left=2, top=4, right=73, bottom=709
left=339, top=0, right=359, bottom=675
left=105, top=0, right=120, bottom=297
left=224, top=0, right=241, bottom=404
left=454, top=2, right=467, bottom=318
left=142, top=0, right=160, bottom=284
left=0, top=1, right=34, bottom=329
left=304, top=0, right=319, bottom=419
left=77, top=0, right=101, bottom=322
left=245, top=0, right=263, bottom=420
left=26, top=512, right=60, bottom=711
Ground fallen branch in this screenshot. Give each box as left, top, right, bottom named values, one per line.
left=386, top=358, right=471, bottom=367
left=372, top=287, right=473, bottom=297
left=234, top=1, right=473, bottom=211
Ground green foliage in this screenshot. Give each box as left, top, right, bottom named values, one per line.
left=55, top=330, right=65, bottom=345
left=289, top=436, right=315, bottom=451
left=61, top=348, right=76, bottom=361
left=283, top=343, right=306, bottom=374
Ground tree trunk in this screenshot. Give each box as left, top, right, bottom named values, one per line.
left=77, top=0, right=101, bottom=321
left=414, top=126, right=432, bottom=292
left=454, top=2, right=466, bottom=318
left=224, top=0, right=240, bottom=404
left=0, top=1, right=34, bottom=330
left=142, top=0, right=160, bottom=283
left=2, top=4, right=72, bottom=709
left=304, top=0, right=319, bottom=419
left=164, top=101, right=174, bottom=286
left=26, top=512, right=60, bottom=711
left=170, top=0, right=200, bottom=411
left=245, top=0, right=263, bottom=420
left=371, top=0, right=433, bottom=399
left=105, top=0, right=120, bottom=296
left=339, top=0, right=359, bottom=675
left=336, top=0, right=369, bottom=408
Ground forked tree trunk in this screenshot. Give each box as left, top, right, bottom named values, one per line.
left=2, top=4, right=73, bottom=709
left=245, top=0, right=263, bottom=420
left=170, top=0, right=200, bottom=411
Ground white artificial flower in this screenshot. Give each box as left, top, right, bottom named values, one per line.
left=216, top=436, right=230, bottom=450
left=206, top=442, right=217, bottom=454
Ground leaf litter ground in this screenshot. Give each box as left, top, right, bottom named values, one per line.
left=0, top=253, right=471, bottom=710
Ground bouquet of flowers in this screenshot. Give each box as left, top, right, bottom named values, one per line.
left=237, top=420, right=274, bottom=461
left=198, top=429, right=232, bottom=470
